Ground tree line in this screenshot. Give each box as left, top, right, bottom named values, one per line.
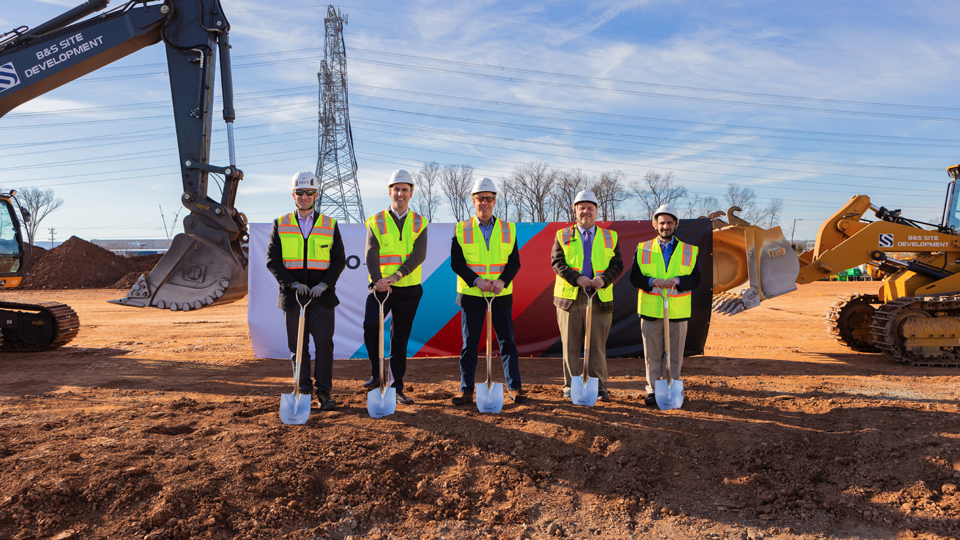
left=409, top=160, right=783, bottom=227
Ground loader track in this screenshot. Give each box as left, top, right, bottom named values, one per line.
left=826, top=293, right=881, bottom=352
left=870, top=296, right=960, bottom=367
left=0, top=300, right=79, bottom=352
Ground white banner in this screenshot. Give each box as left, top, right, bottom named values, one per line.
left=247, top=221, right=455, bottom=360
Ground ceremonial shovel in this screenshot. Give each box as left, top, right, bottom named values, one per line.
left=366, top=290, right=396, bottom=418
left=655, top=287, right=684, bottom=410
left=570, top=288, right=599, bottom=406
left=280, top=295, right=312, bottom=425
left=475, top=291, right=504, bottom=413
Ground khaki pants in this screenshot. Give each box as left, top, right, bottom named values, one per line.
left=557, top=294, right=612, bottom=391
left=641, top=318, right=687, bottom=394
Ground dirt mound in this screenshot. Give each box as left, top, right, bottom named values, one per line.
left=22, top=244, right=47, bottom=268
left=111, top=254, right=165, bottom=289
left=19, top=236, right=136, bottom=289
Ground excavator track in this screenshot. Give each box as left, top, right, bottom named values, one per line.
left=0, top=300, right=79, bottom=352
left=825, top=293, right=881, bottom=352
left=870, top=296, right=960, bottom=367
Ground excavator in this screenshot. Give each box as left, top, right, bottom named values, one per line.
left=712, top=165, right=960, bottom=367
left=0, top=0, right=247, bottom=351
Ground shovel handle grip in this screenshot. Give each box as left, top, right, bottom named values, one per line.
left=375, top=290, right=390, bottom=391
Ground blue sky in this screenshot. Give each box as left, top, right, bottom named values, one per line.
left=3, top=0, right=959, bottom=244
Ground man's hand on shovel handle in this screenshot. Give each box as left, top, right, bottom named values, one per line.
left=375, top=274, right=400, bottom=293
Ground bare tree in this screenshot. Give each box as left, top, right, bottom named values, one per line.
left=511, top=161, right=560, bottom=222
left=411, top=162, right=443, bottom=222
left=725, top=184, right=759, bottom=223
left=591, top=170, right=630, bottom=221
left=552, top=169, right=590, bottom=221
left=757, top=197, right=784, bottom=228
left=630, top=170, right=687, bottom=221
left=497, top=175, right=520, bottom=222
left=440, top=164, right=474, bottom=222
left=17, top=188, right=63, bottom=246
left=682, top=193, right=721, bottom=219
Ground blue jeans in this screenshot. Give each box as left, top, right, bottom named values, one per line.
left=459, top=304, right=521, bottom=391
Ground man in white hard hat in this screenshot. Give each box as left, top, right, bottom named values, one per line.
left=629, top=203, right=700, bottom=406
left=266, top=171, right=346, bottom=411
left=551, top=189, right=624, bottom=401
left=360, top=169, right=428, bottom=405
left=449, top=177, right=526, bottom=406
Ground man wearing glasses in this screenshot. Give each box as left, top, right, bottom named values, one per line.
left=361, top=170, right=428, bottom=406
left=449, top=177, right=526, bottom=406
left=266, top=171, right=346, bottom=412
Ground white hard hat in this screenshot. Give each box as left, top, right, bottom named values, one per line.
left=471, top=177, right=497, bottom=195
left=388, top=169, right=414, bottom=187
left=573, top=189, right=598, bottom=206
left=291, top=171, right=319, bottom=191
left=653, top=203, right=680, bottom=221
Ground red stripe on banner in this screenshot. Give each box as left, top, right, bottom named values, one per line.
left=416, top=311, right=471, bottom=357
left=509, top=222, right=573, bottom=357
left=417, top=222, right=560, bottom=358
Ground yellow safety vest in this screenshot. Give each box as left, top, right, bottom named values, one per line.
left=637, top=238, right=698, bottom=319
left=365, top=209, right=425, bottom=287
left=554, top=225, right=618, bottom=303
left=278, top=212, right=335, bottom=271
left=455, top=216, right=517, bottom=297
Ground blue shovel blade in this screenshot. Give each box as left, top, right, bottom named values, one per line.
left=367, top=387, right=396, bottom=418
left=654, top=378, right=684, bottom=410
left=476, top=382, right=504, bottom=413
left=279, top=392, right=311, bottom=425
left=571, top=376, right=599, bottom=407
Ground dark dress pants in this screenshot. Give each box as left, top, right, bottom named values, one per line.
left=363, top=284, right=423, bottom=393
left=285, top=302, right=335, bottom=393
left=459, top=303, right=521, bottom=391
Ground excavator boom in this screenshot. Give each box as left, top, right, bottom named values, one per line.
left=0, top=0, right=247, bottom=313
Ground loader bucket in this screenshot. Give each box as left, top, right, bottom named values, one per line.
left=109, top=231, right=247, bottom=311
left=712, top=223, right=800, bottom=315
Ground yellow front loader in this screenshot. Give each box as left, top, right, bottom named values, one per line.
left=712, top=165, right=960, bottom=366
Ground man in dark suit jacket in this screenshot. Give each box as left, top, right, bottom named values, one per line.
left=266, top=171, right=346, bottom=411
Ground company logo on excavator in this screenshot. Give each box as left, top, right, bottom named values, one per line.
left=879, top=233, right=894, bottom=248
left=768, top=247, right=786, bottom=259
left=0, top=62, right=21, bottom=93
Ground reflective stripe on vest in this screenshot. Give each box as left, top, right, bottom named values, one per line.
left=365, top=209, right=425, bottom=287
left=636, top=239, right=697, bottom=319
left=553, top=226, right=618, bottom=303
left=456, top=216, right=516, bottom=297
left=279, top=212, right=334, bottom=271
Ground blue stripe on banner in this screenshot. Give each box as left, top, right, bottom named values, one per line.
left=403, top=222, right=546, bottom=356
left=515, top=222, right=545, bottom=250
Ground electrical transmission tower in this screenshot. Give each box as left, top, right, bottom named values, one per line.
left=315, top=5, right=364, bottom=223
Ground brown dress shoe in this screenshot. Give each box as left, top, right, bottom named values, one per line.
left=507, top=388, right=528, bottom=403
left=451, top=391, right=473, bottom=406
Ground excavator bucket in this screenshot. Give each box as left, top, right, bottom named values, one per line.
left=711, top=208, right=800, bottom=315
left=109, top=231, right=247, bottom=311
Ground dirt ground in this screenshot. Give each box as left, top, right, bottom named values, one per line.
left=0, top=282, right=958, bottom=540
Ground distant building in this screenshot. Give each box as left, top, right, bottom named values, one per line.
left=90, top=239, right=172, bottom=257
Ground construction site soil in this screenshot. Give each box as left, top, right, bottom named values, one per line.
left=20, top=237, right=163, bottom=290
left=0, top=283, right=958, bottom=540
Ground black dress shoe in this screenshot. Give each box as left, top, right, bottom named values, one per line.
left=598, top=389, right=610, bottom=402
left=362, top=376, right=380, bottom=389
left=644, top=393, right=656, bottom=407
left=396, top=392, right=414, bottom=405
left=317, top=391, right=338, bottom=411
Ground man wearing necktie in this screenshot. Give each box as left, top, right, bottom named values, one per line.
left=551, top=190, right=623, bottom=401
left=629, top=203, right=701, bottom=406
